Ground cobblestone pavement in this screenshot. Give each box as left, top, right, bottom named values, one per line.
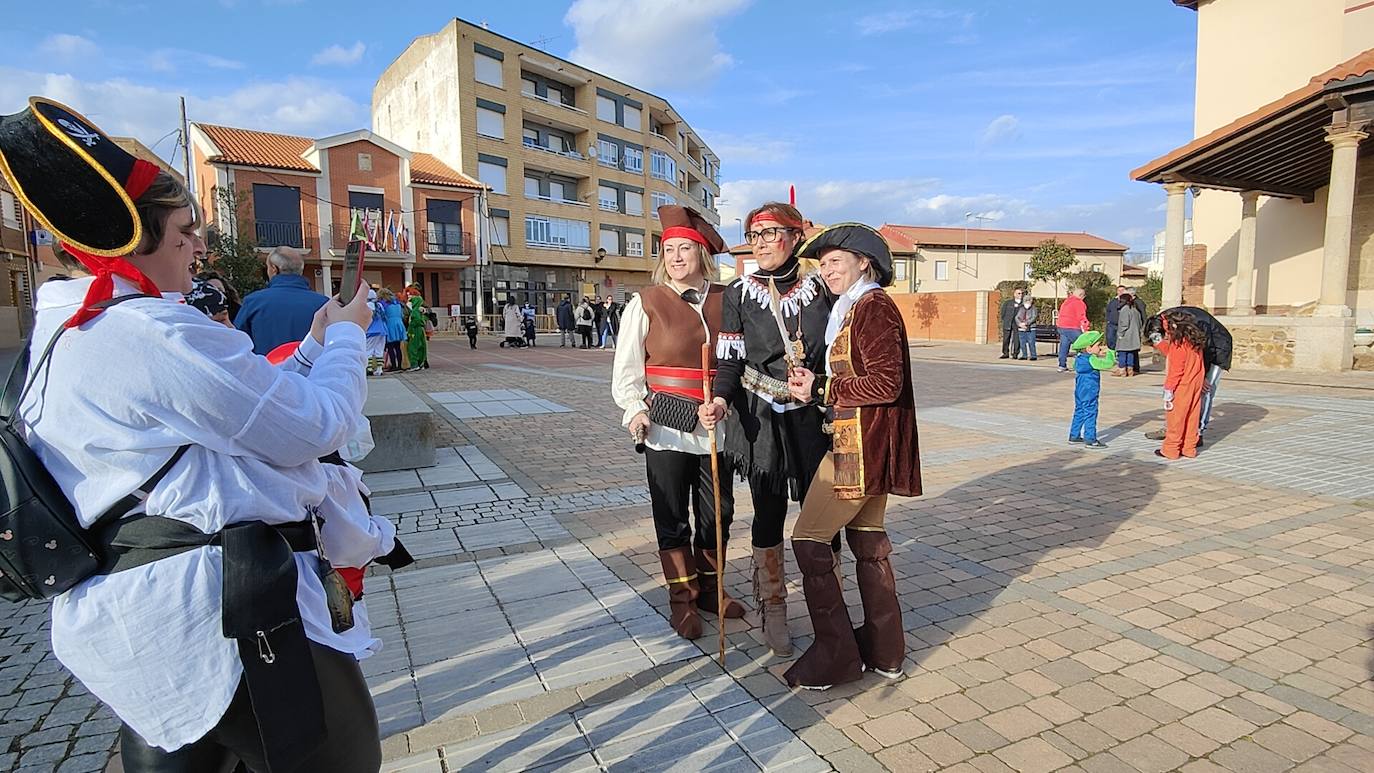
left=1, top=336, right=1372, bottom=772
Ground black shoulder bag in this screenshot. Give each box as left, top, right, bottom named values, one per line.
left=0, top=295, right=188, bottom=603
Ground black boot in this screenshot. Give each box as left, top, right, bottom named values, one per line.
left=783, top=539, right=863, bottom=690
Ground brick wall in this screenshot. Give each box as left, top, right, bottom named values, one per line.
left=889, top=291, right=999, bottom=343
left=1183, top=243, right=1208, bottom=307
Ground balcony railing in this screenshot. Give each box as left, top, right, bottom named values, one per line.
left=329, top=223, right=410, bottom=254
left=255, top=220, right=304, bottom=249
left=522, top=137, right=585, bottom=161
left=598, top=200, right=619, bottom=212
left=521, top=89, right=588, bottom=115
left=525, top=193, right=590, bottom=208
left=425, top=223, right=472, bottom=256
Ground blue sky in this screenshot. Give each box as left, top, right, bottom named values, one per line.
left=1, top=0, right=1197, bottom=254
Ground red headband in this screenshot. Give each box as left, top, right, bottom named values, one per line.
left=750, top=211, right=803, bottom=230
left=662, top=226, right=711, bottom=250
left=64, top=159, right=166, bottom=328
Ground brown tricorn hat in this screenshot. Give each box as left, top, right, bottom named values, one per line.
left=657, top=204, right=726, bottom=255
left=0, top=97, right=153, bottom=257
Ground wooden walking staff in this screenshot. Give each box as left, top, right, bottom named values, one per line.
left=701, top=342, right=727, bottom=668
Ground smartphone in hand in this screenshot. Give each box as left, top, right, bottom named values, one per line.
left=340, top=240, right=366, bottom=304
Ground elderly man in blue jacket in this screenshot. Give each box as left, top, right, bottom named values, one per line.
left=234, top=247, right=330, bottom=355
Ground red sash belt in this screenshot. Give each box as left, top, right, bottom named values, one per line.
left=646, top=365, right=716, bottom=401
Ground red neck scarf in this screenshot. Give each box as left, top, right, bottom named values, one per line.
left=62, top=159, right=164, bottom=328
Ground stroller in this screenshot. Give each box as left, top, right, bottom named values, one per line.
left=499, top=335, right=528, bottom=348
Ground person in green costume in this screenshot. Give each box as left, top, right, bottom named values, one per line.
left=406, top=295, right=430, bottom=370
left=1068, top=330, right=1114, bottom=449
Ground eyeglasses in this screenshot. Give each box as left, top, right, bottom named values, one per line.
left=744, top=227, right=797, bottom=245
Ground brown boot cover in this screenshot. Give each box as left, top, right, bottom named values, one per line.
left=784, top=539, right=863, bottom=689
left=696, top=547, right=748, bottom=618
left=659, top=548, right=702, bottom=640
left=846, top=529, right=905, bottom=672
left=753, top=543, right=792, bottom=656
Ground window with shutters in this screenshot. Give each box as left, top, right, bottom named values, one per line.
left=476, top=107, right=504, bottom=139
left=478, top=161, right=507, bottom=194
left=474, top=52, right=503, bottom=87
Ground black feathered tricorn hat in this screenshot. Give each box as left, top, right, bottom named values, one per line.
left=796, top=222, right=895, bottom=287
left=0, top=97, right=154, bottom=257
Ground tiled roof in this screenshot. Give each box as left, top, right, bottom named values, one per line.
left=112, top=136, right=183, bottom=184
left=196, top=124, right=317, bottom=172
left=882, top=224, right=1128, bottom=252
left=1132, top=48, right=1374, bottom=181
left=411, top=153, right=484, bottom=189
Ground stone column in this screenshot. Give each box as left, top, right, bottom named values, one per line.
left=403, top=262, right=414, bottom=286
left=1233, top=190, right=1260, bottom=315
left=320, top=260, right=333, bottom=294
left=1317, top=126, right=1367, bottom=316
left=1162, top=182, right=1189, bottom=309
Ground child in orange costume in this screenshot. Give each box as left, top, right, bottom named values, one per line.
left=1153, top=311, right=1207, bottom=459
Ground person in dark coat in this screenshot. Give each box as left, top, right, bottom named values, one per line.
left=998, top=288, right=1025, bottom=359
left=234, top=247, right=329, bottom=355
left=1144, top=306, right=1233, bottom=446
left=1105, top=286, right=1146, bottom=361
left=556, top=295, right=576, bottom=347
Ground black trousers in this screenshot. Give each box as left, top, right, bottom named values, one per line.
left=384, top=341, right=402, bottom=369
left=113, top=643, right=381, bottom=773
left=1000, top=327, right=1020, bottom=357
left=578, top=328, right=593, bottom=348
left=645, top=448, right=734, bottom=551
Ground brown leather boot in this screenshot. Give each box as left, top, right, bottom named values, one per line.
left=696, top=547, right=748, bottom=618
left=784, top=539, right=863, bottom=690
left=753, top=543, right=792, bottom=657
left=659, top=548, right=702, bottom=640
left=846, top=529, right=905, bottom=677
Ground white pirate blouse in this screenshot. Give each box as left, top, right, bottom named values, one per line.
left=18, top=276, right=369, bottom=751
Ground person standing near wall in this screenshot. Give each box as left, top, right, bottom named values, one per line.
left=998, top=288, right=1024, bottom=359
left=1055, top=288, right=1090, bottom=373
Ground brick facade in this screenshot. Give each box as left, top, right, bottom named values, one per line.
left=1183, top=243, right=1208, bottom=307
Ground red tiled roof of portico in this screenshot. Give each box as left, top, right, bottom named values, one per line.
left=882, top=224, right=1127, bottom=252
left=196, top=124, right=481, bottom=189
left=1131, top=48, right=1374, bottom=183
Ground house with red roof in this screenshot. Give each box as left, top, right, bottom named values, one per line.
left=190, top=123, right=483, bottom=313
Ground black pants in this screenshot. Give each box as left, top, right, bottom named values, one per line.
left=1000, top=327, right=1020, bottom=357
left=113, top=643, right=380, bottom=773
left=750, top=470, right=840, bottom=553
left=467, top=334, right=477, bottom=349
left=645, top=448, right=734, bottom=551
left=578, top=328, right=593, bottom=348
left=384, top=341, right=402, bottom=370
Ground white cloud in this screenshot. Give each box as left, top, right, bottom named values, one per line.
left=980, top=114, right=1021, bottom=146
left=0, top=67, right=366, bottom=154
left=855, top=9, right=972, bottom=36
left=148, top=49, right=244, bottom=73
left=311, top=42, right=366, bottom=67
left=565, top=0, right=749, bottom=91
left=720, top=178, right=944, bottom=228
left=698, top=130, right=794, bottom=165
left=39, top=34, right=100, bottom=60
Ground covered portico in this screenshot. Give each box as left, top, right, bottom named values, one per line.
left=1133, top=51, right=1374, bottom=371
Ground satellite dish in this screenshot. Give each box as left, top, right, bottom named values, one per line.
left=587, top=145, right=598, bottom=158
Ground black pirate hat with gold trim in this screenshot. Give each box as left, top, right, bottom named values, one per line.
left=0, top=97, right=154, bottom=257
left=796, top=223, right=895, bottom=287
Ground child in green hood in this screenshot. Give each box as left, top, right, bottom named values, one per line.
left=1069, top=330, right=1115, bottom=449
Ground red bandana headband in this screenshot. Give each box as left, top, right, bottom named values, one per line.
left=661, top=225, right=711, bottom=250
left=63, top=159, right=164, bottom=328
left=750, top=211, right=803, bottom=230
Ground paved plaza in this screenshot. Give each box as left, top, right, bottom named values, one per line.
left=2, top=336, right=1373, bottom=772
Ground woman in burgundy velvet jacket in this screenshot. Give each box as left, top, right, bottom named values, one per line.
left=784, top=223, right=921, bottom=691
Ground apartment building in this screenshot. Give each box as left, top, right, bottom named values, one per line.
left=373, top=17, right=722, bottom=312
left=190, top=123, right=483, bottom=311
left=0, top=175, right=35, bottom=345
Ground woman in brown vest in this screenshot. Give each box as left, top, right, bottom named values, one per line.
left=612, top=205, right=748, bottom=639
left=784, top=223, right=922, bottom=690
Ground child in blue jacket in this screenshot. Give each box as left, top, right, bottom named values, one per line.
left=1069, top=330, right=1115, bottom=449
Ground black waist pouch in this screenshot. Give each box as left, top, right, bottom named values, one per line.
left=648, top=391, right=700, bottom=433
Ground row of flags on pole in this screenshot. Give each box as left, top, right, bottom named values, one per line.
left=349, top=208, right=410, bottom=253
